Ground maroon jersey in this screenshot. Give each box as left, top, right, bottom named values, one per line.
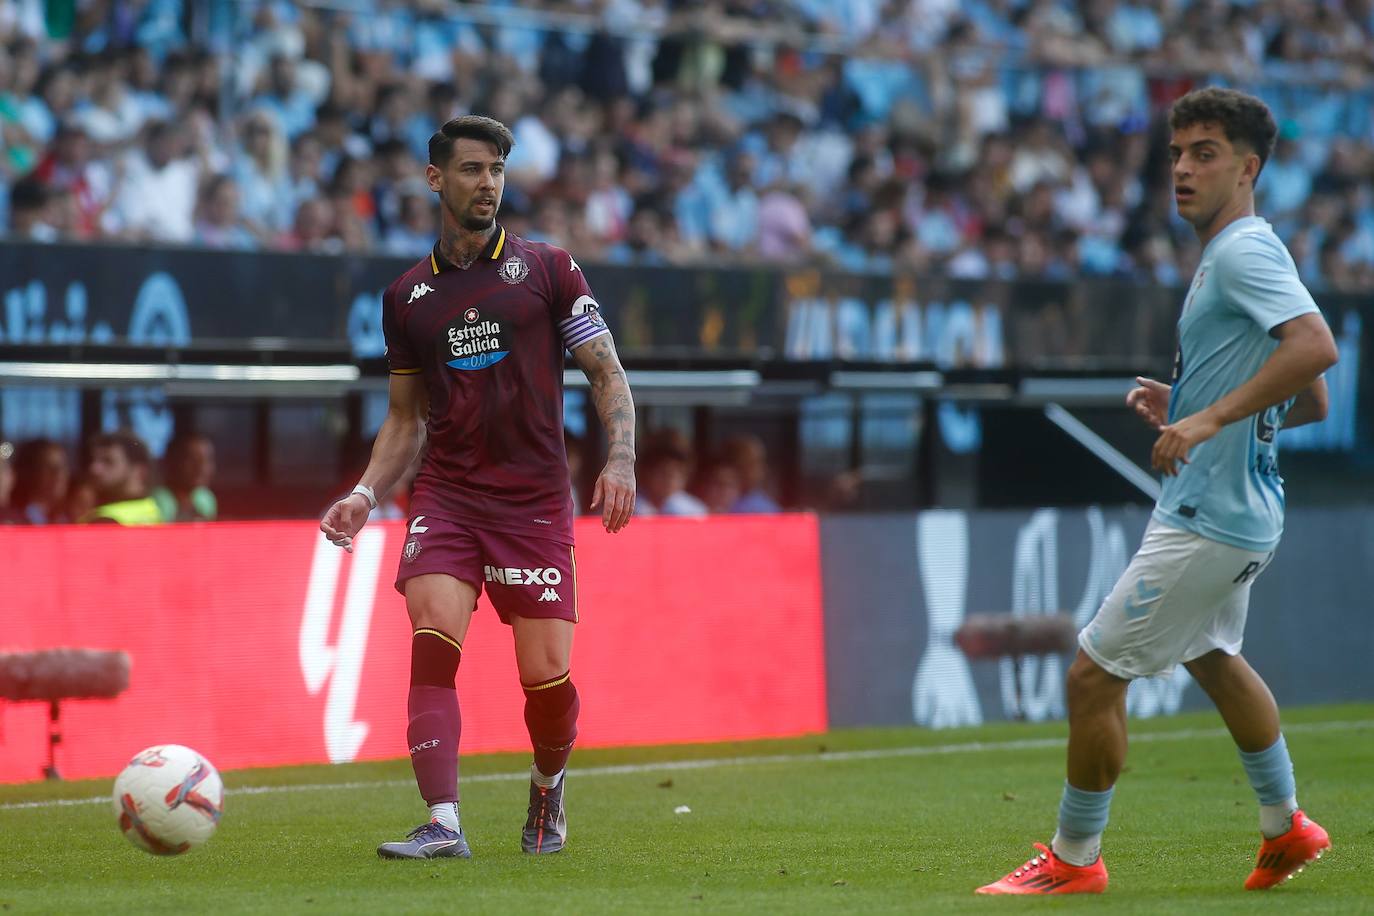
left=382, top=225, right=609, bottom=544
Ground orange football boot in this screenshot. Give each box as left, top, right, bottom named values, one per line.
left=976, top=842, right=1108, bottom=895
left=1245, top=809, right=1331, bottom=890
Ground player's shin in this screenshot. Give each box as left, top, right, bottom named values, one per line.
left=522, top=672, right=579, bottom=783
left=408, top=628, right=463, bottom=828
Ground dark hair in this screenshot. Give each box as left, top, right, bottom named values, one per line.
left=1168, top=88, right=1277, bottom=186
left=11, top=438, right=67, bottom=506
left=89, top=431, right=151, bottom=468
left=428, top=115, right=514, bottom=166
left=9, top=177, right=47, bottom=212
left=164, top=431, right=210, bottom=464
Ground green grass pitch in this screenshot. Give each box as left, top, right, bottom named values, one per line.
left=2, top=703, right=1371, bottom=914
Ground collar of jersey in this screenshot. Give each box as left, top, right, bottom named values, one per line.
left=430, top=225, right=506, bottom=274
left=1202, top=215, right=1266, bottom=259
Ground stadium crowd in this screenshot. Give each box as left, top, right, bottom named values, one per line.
left=2, top=0, right=1374, bottom=290
left=0, top=426, right=785, bottom=522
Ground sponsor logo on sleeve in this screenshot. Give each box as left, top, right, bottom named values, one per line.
left=571, top=294, right=607, bottom=329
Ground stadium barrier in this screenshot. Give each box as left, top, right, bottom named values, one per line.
left=820, top=507, right=1374, bottom=729
left=0, top=516, right=826, bottom=783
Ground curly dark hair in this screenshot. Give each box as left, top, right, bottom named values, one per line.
left=1168, top=88, right=1278, bottom=187
left=428, top=115, right=515, bottom=166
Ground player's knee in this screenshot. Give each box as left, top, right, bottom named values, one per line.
left=404, top=579, right=475, bottom=634
left=518, top=651, right=569, bottom=686
left=1183, top=650, right=1241, bottom=695
left=1065, top=652, right=1125, bottom=706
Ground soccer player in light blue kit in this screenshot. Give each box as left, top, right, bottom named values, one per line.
left=979, top=88, right=1339, bottom=895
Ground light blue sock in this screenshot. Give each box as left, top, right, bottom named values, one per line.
left=1052, top=782, right=1114, bottom=866
left=1239, top=734, right=1298, bottom=837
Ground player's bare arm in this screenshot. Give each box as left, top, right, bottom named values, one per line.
left=1281, top=376, right=1329, bottom=429
left=572, top=333, right=636, bottom=533
left=1152, top=313, right=1338, bottom=475
left=320, top=372, right=428, bottom=551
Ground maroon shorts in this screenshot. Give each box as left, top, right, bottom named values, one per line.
left=394, top=515, right=578, bottom=624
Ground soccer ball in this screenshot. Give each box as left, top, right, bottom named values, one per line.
left=112, top=745, right=224, bottom=855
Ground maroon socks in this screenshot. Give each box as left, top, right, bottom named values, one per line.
left=523, top=672, right=580, bottom=778
left=407, top=628, right=462, bottom=805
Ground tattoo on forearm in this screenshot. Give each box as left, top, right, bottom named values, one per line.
left=584, top=337, right=635, bottom=464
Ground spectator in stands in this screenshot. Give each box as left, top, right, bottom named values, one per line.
left=381, top=179, right=438, bottom=256
left=635, top=434, right=707, bottom=517
left=75, top=52, right=145, bottom=146
left=278, top=196, right=336, bottom=252
left=284, top=131, right=325, bottom=218
left=81, top=431, right=161, bottom=525
left=150, top=432, right=218, bottom=522
left=0, top=440, right=19, bottom=524
left=756, top=179, right=812, bottom=261
left=107, top=120, right=198, bottom=243
left=691, top=458, right=741, bottom=515
left=63, top=472, right=96, bottom=523
left=721, top=434, right=781, bottom=513
left=30, top=120, right=113, bottom=239
left=10, top=438, right=69, bottom=525
left=193, top=174, right=259, bottom=249
left=4, top=0, right=1374, bottom=292
left=5, top=177, right=56, bottom=240
left=232, top=113, right=292, bottom=235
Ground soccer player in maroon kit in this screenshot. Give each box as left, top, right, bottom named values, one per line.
left=320, top=116, right=635, bottom=859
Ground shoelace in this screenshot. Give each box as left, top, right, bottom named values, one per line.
left=407, top=821, right=451, bottom=842
left=1010, top=843, right=1053, bottom=878
left=532, top=788, right=559, bottom=829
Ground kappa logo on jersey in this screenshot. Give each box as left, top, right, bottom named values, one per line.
left=569, top=255, right=581, bottom=272
left=483, top=565, right=563, bottom=586
left=409, top=283, right=436, bottom=304
left=538, top=588, right=561, bottom=602
left=443, top=315, right=510, bottom=370
left=498, top=256, right=529, bottom=285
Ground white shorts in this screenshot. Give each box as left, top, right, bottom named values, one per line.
left=1079, top=520, right=1275, bottom=680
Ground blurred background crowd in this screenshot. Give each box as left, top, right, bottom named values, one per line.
left=3, top=0, right=1374, bottom=290
left=0, top=425, right=787, bottom=524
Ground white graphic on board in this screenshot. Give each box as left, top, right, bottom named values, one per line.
left=1002, top=509, right=1064, bottom=721
left=911, top=511, right=983, bottom=728
left=299, top=529, right=385, bottom=763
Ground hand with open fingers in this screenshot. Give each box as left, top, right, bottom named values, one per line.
left=1127, top=376, right=1171, bottom=430
left=1151, top=410, right=1221, bottom=476
left=320, top=492, right=372, bottom=552
left=590, top=457, right=636, bottom=533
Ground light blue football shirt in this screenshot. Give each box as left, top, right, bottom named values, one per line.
left=1152, top=216, right=1319, bottom=552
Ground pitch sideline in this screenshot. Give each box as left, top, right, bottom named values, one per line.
left=1, top=718, right=1366, bottom=812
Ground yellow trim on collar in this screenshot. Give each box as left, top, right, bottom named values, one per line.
left=430, top=252, right=439, bottom=275
left=490, top=228, right=506, bottom=260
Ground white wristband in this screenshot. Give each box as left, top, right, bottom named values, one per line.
left=350, top=484, right=378, bottom=509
